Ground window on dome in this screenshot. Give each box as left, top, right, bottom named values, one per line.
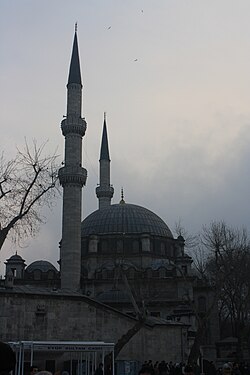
left=146, top=269, right=152, bottom=278
left=132, top=240, right=139, bottom=253
left=167, top=246, right=174, bottom=258
left=33, top=270, right=42, bottom=280
left=181, top=265, right=187, bottom=275
left=160, top=242, right=166, bottom=256
left=11, top=268, right=17, bottom=277
left=47, top=270, right=54, bottom=280
left=117, top=240, right=123, bottom=253
left=127, top=268, right=135, bottom=279
left=96, top=271, right=102, bottom=280
left=107, top=270, right=114, bottom=279
left=102, top=269, right=108, bottom=279
left=101, top=241, right=108, bottom=253
left=152, top=270, right=159, bottom=278
left=159, top=268, right=166, bottom=278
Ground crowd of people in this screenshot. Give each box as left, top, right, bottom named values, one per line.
left=138, top=360, right=250, bottom=375
left=1, top=341, right=250, bottom=375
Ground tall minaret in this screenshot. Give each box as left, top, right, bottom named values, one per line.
left=58, top=26, right=87, bottom=290
left=96, top=113, right=114, bottom=209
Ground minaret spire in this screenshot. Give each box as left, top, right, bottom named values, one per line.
left=67, top=26, right=82, bottom=87
left=96, top=113, right=114, bottom=209
left=100, top=113, right=110, bottom=161
left=58, top=27, right=87, bottom=291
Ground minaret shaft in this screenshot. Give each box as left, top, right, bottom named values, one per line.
left=58, top=31, right=87, bottom=290
left=67, top=84, right=82, bottom=116
left=100, top=160, right=111, bottom=186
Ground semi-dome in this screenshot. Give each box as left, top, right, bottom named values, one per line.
left=81, top=203, right=173, bottom=238
left=26, top=260, right=58, bottom=273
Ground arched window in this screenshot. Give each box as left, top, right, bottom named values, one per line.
left=146, top=269, right=152, bottom=278
left=11, top=268, right=17, bottom=277
left=107, top=270, right=114, bottom=279
left=127, top=268, right=135, bottom=279
left=181, top=265, right=188, bottom=275
left=47, top=270, right=54, bottom=280
left=33, top=270, right=42, bottom=281
left=102, top=269, right=108, bottom=279
left=198, top=296, right=207, bottom=313
left=96, top=271, right=102, bottom=280
left=159, top=268, right=166, bottom=278
left=132, top=240, right=139, bottom=253
left=152, top=270, right=159, bottom=278
left=117, top=240, right=123, bottom=253
left=160, top=242, right=165, bottom=256
left=101, top=241, right=108, bottom=253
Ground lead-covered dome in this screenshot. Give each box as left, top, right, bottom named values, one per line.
left=26, top=260, right=58, bottom=273
left=81, top=203, right=173, bottom=237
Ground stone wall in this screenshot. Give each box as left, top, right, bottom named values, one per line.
left=0, top=289, right=188, bottom=362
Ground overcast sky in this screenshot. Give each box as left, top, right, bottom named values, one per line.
left=1, top=0, right=250, bottom=275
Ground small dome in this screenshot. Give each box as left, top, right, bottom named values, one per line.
left=81, top=203, right=173, bottom=238
left=26, top=260, right=58, bottom=273
left=177, top=235, right=185, bottom=242
left=6, top=254, right=25, bottom=263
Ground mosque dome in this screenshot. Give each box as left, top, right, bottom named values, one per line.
left=81, top=203, right=173, bottom=238
left=6, top=254, right=25, bottom=262
left=26, top=260, right=58, bottom=273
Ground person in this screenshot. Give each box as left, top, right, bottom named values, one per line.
left=30, top=366, right=39, bottom=375
left=0, top=342, right=16, bottom=375
left=158, top=361, right=168, bottom=375
left=232, top=363, right=241, bottom=375
left=139, top=366, right=154, bottom=375
left=222, top=364, right=232, bottom=375
left=184, top=365, right=194, bottom=375
left=94, top=363, right=103, bottom=375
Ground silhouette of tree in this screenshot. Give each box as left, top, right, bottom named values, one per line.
left=0, top=140, right=59, bottom=251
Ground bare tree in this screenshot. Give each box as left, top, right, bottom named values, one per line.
left=0, top=140, right=60, bottom=251
left=174, top=219, right=199, bottom=249
left=202, top=222, right=250, bottom=359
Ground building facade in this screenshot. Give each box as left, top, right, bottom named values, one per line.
left=0, top=29, right=219, bottom=364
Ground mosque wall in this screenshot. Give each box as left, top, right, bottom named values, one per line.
left=0, top=290, right=188, bottom=362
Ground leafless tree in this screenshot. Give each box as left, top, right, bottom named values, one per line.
left=202, top=221, right=250, bottom=358
left=174, top=219, right=199, bottom=249
left=0, top=140, right=60, bottom=251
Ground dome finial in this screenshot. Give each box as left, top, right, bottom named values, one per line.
left=120, top=187, right=125, bottom=204
left=75, top=22, right=78, bottom=33
left=104, top=111, right=107, bottom=121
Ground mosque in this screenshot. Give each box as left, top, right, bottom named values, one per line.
left=0, top=29, right=219, bottom=367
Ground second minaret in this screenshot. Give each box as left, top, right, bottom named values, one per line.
left=96, top=114, right=114, bottom=209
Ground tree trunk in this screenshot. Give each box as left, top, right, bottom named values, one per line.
left=188, top=322, right=206, bottom=364
left=105, top=319, right=144, bottom=366
left=0, top=228, right=8, bottom=251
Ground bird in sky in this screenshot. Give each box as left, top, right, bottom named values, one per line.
left=134, top=59, right=138, bottom=62
left=108, top=26, right=111, bottom=29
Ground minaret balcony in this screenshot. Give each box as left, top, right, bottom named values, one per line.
left=96, top=185, right=114, bottom=199
left=58, top=166, right=87, bottom=186
left=61, top=116, right=87, bottom=137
